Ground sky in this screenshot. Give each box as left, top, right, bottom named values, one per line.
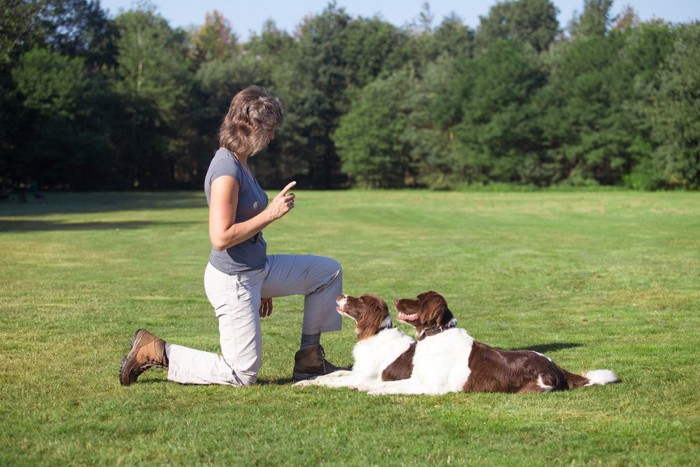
left=99, top=0, right=699, bottom=41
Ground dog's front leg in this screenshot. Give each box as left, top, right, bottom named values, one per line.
left=294, top=370, right=354, bottom=388
left=365, top=379, right=442, bottom=395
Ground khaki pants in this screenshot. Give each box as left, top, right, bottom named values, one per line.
left=167, top=255, right=343, bottom=386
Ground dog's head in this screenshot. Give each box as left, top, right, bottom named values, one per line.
left=393, top=291, right=456, bottom=339
left=336, top=293, right=392, bottom=341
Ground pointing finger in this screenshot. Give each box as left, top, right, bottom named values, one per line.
left=280, top=181, right=297, bottom=196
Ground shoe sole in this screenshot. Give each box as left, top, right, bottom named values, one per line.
left=119, top=329, right=148, bottom=386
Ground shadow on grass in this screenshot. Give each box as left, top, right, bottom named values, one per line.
left=0, top=191, right=204, bottom=217
left=133, top=377, right=297, bottom=386
left=514, top=342, right=583, bottom=353
left=0, top=219, right=194, bottom=232
left=259, top=378, right=296, bottom=386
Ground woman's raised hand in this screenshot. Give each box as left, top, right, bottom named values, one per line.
left=266, top=181, right=297, bottom=221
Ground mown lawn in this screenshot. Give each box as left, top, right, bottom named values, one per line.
left=1, top=190, right=698, bottom=465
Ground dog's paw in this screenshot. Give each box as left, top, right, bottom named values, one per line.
left=352, top=385, right=371, bottom=392
left=294, top=379, right=318, bottom=387
left=365, top=385, right=397, bottom=395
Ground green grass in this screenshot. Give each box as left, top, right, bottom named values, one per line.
left=1, top=190, right=698, bottom=465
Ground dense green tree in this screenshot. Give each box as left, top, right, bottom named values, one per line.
left=11, top=47, right=85, bottom=185
left=10, top=47, right=116, bottom=188
left=334, top=69, right=415, bottom=188
left=403, top=13, right=474, bottom=70
left=188, top=10, right=237, bottom=68
left=112, top=5, right=191, bottom=188
left=433, top=14, right=475, bottom=59
left=13, top=47, right=86, bottom=118
left=275, top=3, right=352, bottom=188
left=1, top=2, right=698, bottom=191
left=246, top=20, right=294, bottom=57
left=615, top=21, right=676, bottom=188
left=448, top=41, right=547, bottom=184
left=612, top=4, right=640, bottom=32
left=537, top=34, right=622, bottom=184
left=646, top=23, right=700, bottom=188
left=35, top=0, right=118, bottom=67
left=0, top=0, right=42, bottom=67
left=333, top=12, right=476, bottom=189
left=0, top=0, right=116, bottom=68
left=537, top=23, right=675, bottom=187
left=569, top=0, right=613, bottom=38
left=476, top=0, right=559, bottom=53
left=0, top=1, right=40, bottom=186
left=1, top=0, right=118, bottom=190
left=405, top=55, right=460, bottom=188
left=341, top=17, right=407, bottom=90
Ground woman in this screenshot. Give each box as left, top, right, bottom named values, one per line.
left=119, top=85, right=343, bottom=386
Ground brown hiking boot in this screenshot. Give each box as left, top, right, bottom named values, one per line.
left=293, top=344, right=345, bottom=381
left=119, top=329, right=168, bottom=386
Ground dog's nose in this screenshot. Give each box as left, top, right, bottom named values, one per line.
left=337, top=294, right=345, bottom=301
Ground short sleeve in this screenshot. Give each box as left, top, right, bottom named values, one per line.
left=208, top=149, right=242, bottom=186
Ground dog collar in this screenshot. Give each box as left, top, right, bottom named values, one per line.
left=417, top=318, right=457, bottom=340
left=378, top=315, right=394, bottom=331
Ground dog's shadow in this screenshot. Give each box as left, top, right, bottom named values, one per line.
left=512, top=342, right=583, bottom=353
left=259, top=378, right=295, bottom=386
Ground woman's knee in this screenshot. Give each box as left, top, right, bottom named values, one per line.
left=317, top=256, right=342, bottom=276
left=317, top=256, right=342, bottom=289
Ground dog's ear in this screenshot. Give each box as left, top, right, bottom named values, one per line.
left=371, top=296, right=389, bottom=318
left=419, top=293, right=448, bottom=325
left=357, top=295, right=388, bottom=340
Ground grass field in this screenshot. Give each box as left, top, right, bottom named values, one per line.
left=1, top=190, right=698, bottom=465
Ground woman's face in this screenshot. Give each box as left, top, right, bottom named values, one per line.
left=262, top=125, right=275, bottom=145
left=251, top=124, right=276, bottom=155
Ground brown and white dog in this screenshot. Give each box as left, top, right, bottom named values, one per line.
left=295, top=294, right=416, bottom=389
left=365, top=291, right=620, bottom=395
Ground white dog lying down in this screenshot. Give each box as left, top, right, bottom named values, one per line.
left=364, top=291, right=620, bottom=395
left=295, top=294, right=416, bottom=389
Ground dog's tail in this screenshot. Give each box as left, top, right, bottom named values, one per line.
left=564, top=369, right=620, bottom=389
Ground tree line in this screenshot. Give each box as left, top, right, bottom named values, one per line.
left=1, top=0, right=698, bottom=191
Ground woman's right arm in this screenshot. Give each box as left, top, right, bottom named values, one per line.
left=209, top=177, right=296, bottom=252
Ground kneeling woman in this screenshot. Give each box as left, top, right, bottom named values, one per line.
left=120, top=85, right=343, bottom=386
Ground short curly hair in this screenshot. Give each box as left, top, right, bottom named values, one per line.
left=218, top=85, right=285, bottom=156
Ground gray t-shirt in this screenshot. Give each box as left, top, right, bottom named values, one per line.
left=204, top=148, right=269, bottom=274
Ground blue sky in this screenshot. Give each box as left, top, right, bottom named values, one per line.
left=99, top=0, right=699, bottom=41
